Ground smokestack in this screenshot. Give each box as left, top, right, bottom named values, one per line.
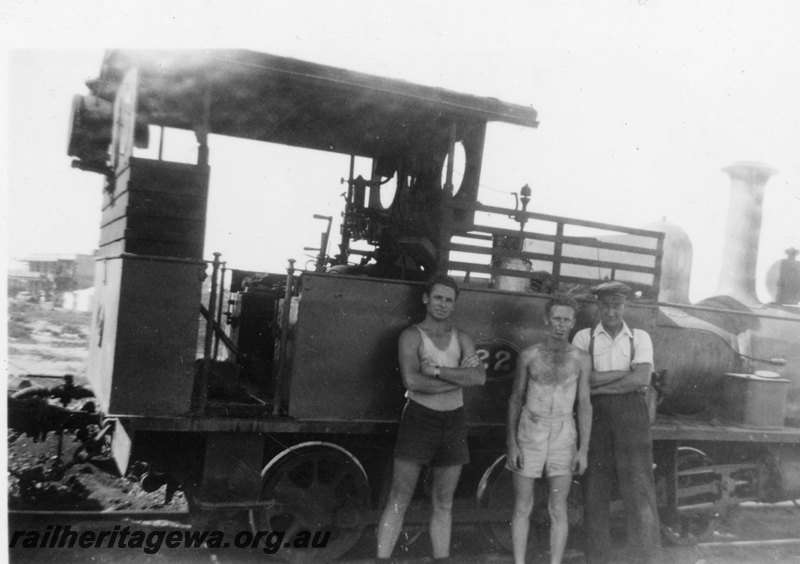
left=716, top=162, right=778, bottom=305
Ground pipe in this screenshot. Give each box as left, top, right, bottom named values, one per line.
left=700, top=538, right=800, bottom=548
left=716, top=162, right=777, bottom=305
left=193, top=252, right=221, bottom=415
left=213, top=262, right=227, bottom=359
left=437, top=122, right=457, bottom=273
left=272, top=259, right=296, bottom=417
left=203, top=253, right=221, bottom=360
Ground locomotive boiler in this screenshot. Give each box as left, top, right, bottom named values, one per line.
left=59, top=49, right=800, bottom=560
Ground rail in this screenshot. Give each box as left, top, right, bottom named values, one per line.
left=443, top=200, right=665, bottom=298
left=8, top=510, right=190, bottom=521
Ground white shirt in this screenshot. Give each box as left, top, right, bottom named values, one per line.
left=572, top=322, right=653, bottom=372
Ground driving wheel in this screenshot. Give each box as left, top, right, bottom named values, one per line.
left=476, top=454, right=583, bottom=553
left=249, top=442, right=369, bottom=562
left=660, top=447, right=719, bottom=546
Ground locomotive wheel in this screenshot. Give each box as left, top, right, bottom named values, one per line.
left=476, top=454, right=583, bottom=553
left=476, top=455, right=517, bottom=552
left=476, top=455, right=535, bottom=553
left=660, top=447, right=719, bottom=546
left=248, top=442, right=370, bottom=562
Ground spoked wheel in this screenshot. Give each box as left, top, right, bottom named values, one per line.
left=475, top=455, right=547, bottom=553
left=660, top=447, right=720, bottom=546
left=477, top=455, right=583, bottom=553
left=248, top=442, right=370, bottom=562
left=476, top=455, right=515, bottom=552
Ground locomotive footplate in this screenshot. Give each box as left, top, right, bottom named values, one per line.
left=111, top=414, right=401, bottom=435
left=651, top=415, right=800, bottom=444
left=111, top=413, right=800, bottom=443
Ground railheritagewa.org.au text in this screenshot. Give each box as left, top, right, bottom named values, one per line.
left=9, top=525, right=330, bottom=555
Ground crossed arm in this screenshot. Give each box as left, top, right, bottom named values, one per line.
left=590, top=362, right=652, bottom=394
left=573, top=329, right=654, bottom=395
left=398, top=328, right=486, bottom=394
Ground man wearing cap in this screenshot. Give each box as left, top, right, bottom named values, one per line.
left=572, top=281, right=661, bottom=563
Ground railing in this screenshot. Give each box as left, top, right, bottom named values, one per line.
left=443, top=200, right=665, bottom=298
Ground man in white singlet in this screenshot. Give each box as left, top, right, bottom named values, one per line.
left=376, top=275, right=486, bottom=564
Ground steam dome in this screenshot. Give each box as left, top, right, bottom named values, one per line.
left=644, top=219, right=693, bottom=304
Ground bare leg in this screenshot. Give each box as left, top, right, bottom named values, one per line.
left=511, top=472, right=535, bottom=564
left=376, top=458, right=423, bottom=559
left=429, top=464, right=462, bottom=559
left=548, top=474, right=572, bottom=564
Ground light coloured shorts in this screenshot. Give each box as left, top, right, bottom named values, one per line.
left=507, top=409, right=577, bottom=478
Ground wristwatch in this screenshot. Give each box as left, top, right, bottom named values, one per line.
left=433, top=366, right=441, bottom=379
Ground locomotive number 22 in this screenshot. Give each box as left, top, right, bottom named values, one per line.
left=474, top=339, right=519, bottom=381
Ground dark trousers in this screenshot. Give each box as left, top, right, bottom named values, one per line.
left=582, top=392, right=661, bottom=564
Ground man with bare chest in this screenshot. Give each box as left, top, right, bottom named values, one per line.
left=507, top=294, right=592, bottom=564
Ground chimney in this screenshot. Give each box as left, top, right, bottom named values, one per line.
left=716, top=162, right=777, bottom=305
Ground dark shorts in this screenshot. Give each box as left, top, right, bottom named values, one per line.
left=394, top=400, right=469, bottom=467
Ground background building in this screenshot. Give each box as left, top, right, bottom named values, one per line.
left=8, top=253, right=95, bottom=308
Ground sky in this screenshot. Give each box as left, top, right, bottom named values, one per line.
left=3, top=0, right=800, bottom=303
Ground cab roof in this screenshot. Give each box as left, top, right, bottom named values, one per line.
left=90, top=49, right=539, bottom=158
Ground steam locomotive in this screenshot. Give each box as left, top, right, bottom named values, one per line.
left=58, top=49, right=799, bottom=561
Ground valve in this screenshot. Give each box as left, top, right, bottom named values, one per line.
left=520, top=184, right=532, bottom=212
left=509, top=184, right=533, bottom=229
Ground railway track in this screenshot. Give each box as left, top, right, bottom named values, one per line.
left=9, top=509, right=191, bottom=521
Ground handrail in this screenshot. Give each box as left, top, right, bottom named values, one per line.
left=446, top=199, right=667, bottom=239
left=447, top=241, right=658, bottom=275
left=463, top=225, right=662, bottom=256
left=442, top=200, right=664, bottom=296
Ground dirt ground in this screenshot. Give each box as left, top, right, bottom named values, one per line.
left=6, top=300, right=187, bottom=512
left=7, top=301, right=91, bottom=389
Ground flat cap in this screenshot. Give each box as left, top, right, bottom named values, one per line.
left=592, top=281, right=631, bottom=301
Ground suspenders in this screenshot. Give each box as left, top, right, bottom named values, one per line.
left=588, top=326, right=635, bottom=371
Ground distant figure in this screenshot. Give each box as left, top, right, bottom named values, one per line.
left=777, top=247, right=800, bottom=304
left=529, top=270, right=553, bottom=294
left=376, top=275, right=486, bottom=563
left=506, top=293, right=592, bottom=564
left=572, top=281, right=661, bottom=564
